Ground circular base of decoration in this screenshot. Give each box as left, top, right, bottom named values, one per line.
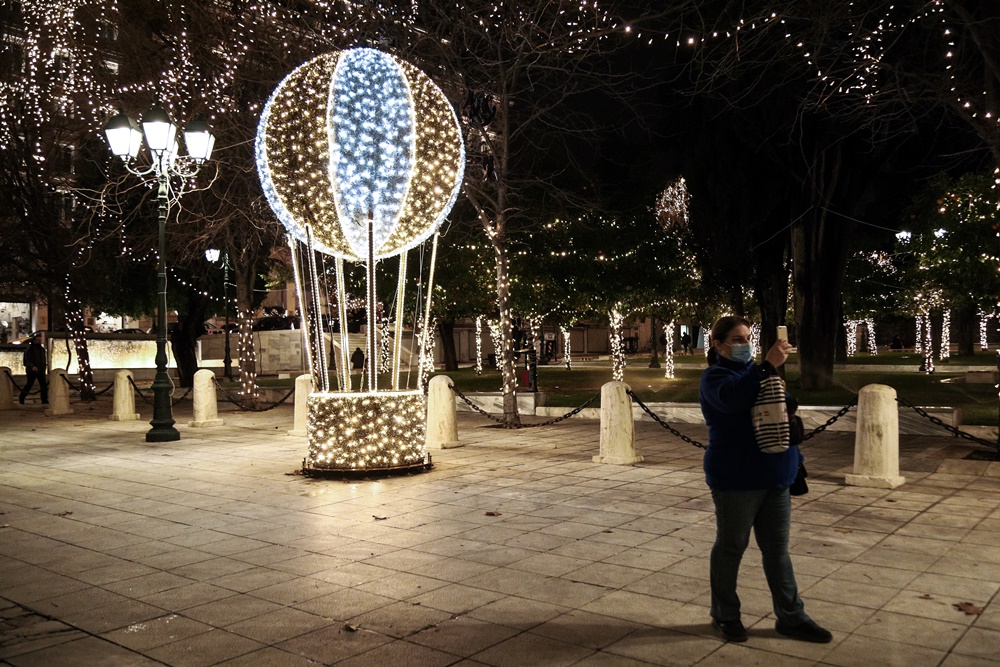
left=302, top=390, right=430, bottom=476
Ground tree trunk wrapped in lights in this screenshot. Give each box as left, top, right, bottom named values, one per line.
left=256, top=48, right=464, bottom=474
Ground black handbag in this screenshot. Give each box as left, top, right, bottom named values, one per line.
left=789, top=461, right=809, bottom=496
left=788, top=414, right=808, bottom=495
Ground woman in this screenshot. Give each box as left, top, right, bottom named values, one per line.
left=699, top=316, right=831, bottom=644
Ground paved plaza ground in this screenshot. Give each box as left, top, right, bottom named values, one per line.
left=1, top=396, right=999, bottom=666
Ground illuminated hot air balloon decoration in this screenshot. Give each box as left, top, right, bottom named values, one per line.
left=256, top=48, right=465, bottom=473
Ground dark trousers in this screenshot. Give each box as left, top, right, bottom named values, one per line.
left=710, top=487, right=809, bottom=625
left=20, top=370, right=48, bottom=404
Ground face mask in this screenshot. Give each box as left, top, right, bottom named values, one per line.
left=727, top=343, right=754, bottom=363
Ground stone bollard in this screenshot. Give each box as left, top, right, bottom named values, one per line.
left=288, top=374, right=312, bottom=436
left=426, top=375, right=462, bottom=449
left=188, top=369, right=224, bottom=428
left=845, top=384, right=905, bottom=488
left=0, top=367, right=14, bottom=411
left=594, top=381, right=642, bottom=465
left=45, top=368, right=74, bottom=416
left=108, top=369, right=140, bottom=421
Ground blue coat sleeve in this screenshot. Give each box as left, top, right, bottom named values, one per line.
left=700, top=364, right=767, bottom=415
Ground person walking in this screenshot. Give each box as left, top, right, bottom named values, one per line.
left=19, top=335, right=48, bottom=405
left=698, top=316, right=831, bottom=644
left=680, top=331, right=692, bottom=355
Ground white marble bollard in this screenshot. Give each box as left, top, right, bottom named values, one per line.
left=45, top=368, right=73, bottom=416
left=426, top=375, right=462, bottom=449
left=108, top=369, right=140, bottom=421
left=189, top=369, right=224, bottom=428
left=0, top=367, right=14, bottom=411
left=594, top=381, right=642, bottom=465
left=846, top=383, right=905, bottom=488
left=287, top=374, right=312, bottom=436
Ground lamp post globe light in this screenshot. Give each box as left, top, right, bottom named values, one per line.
left=103, top=106, right=216, bottom=443
left=204, top=248, right=233, bottom=381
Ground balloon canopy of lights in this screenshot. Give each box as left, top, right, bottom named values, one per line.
left=256, top=48, right=465, bottom=474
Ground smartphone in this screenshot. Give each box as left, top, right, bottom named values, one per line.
left=777, top=326, right=788, bottom=343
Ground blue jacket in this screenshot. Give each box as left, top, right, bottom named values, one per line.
left=699, top=355, right=801, bottom=491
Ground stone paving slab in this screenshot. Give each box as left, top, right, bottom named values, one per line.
left=1, top=397, right=999, bottom=666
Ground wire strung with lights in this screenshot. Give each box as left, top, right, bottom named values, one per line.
left=663, top=321, right=675, bottom=379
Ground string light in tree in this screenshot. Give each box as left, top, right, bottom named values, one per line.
left=655, top=176, right=690, bottom=230
left=845, top=319, right=859, bottom=357
left=610, top=307, right=625, bottom=382
left=980, top=310, right=990, bottom=351
left=663, top=321, right=675, bottom=379
left=866, top=318, right=878, bottom=355
left=915, top=313, right=924, bottom=355
left=923, top=311, right=935, bottom=374
left=561, top=325, right=572, bottom=370
left=749, top=322, right=761, bottom=356
left=940, top=309, right=951, bottom=360
left=475, top=316, right=484, bottom=375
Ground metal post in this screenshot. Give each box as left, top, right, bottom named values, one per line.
left=147, top=170, right=180, bottom=442
left=223, top=253, right=232, bottom=381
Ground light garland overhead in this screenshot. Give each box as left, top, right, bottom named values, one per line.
left=256, top=48, right=465, bottom=261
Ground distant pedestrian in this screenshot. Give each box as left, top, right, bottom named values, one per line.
left=19, top=335, right=48, bottom=405
left=351, top=347, right=365, bottom=370
left=681, top=332, right=692, bottom=355
left=890, top=335, right=903, bottom=351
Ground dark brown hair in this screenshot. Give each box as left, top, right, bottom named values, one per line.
left=706, top=315, right=751, bottom=366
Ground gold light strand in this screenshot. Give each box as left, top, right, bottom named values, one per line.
left=866, top=318, right=878, bottom=356
left=846, top=319, right=859, bottom=357
left=610, top=307, right=625, bottom=382
left=663, top=321, right=675, bottom=379
left=475, top=316, right=484, bottom=375
left=980, top=310, right=989, bottom=351
left=561, top=325, right=572, bottom=370
left=392, top=251, right=408, bottom=389
left=922, top=310, right=935, bottom=374
left=289, top=237, right=316, bottom=388
left=305, top=229, right=330, bottom=392
left=940, top=309, right=951, bottom=360
left=237, top=307, right=258, bottom=397
left=335, top=257, right=351, bottom=391
left=418, top=232, right=440, bottom=389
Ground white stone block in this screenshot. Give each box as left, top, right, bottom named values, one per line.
left=45, top=368, right=73, bottom=416
left=108, top=369, right=140, bottom=421
left=594, top=381, right=642, bottom=465
left=288, top=374, right=312, bottom=436
left=845, top=384, right=905, bottom=488
left=189, top=368, right=224, bottom=427
left=426, top=375, right=462, bottom=449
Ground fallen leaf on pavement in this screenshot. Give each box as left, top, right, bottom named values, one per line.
left=373, top=515, right=388, bottom=521
left=344, top=623, right=358, bottom=632
left=954, top=602, right=982, bottom=615
left=485, top=511, right=502, bottom=516
left=919, top=594, right=934, bottom=600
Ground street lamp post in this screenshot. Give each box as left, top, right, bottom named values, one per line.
left=205, top=249, right=233, bottom=381
left=104, top=106, right=215, bottom=443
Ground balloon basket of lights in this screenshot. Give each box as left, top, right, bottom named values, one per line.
left=256, top=48, right=465, bottom=477
left=302, top=391, right=432, bottom=476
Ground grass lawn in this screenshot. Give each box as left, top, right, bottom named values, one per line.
left=434, top=355, right=999, bottom=426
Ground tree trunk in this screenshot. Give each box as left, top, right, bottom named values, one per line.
left=648, top=316, right=660, bottom=368
left=171, top=290, right=209, bottom=388
left=439, top=318, right=458, bottom=371
left=792, top=206, right=850, bottom=390
left=492, top=238, right=520, bottom=426
left=234, top=262, right=259, bottom=401
left=753, top=237, right=788, bottom=378
left=956, top=305, right=975, bottom=357
left=64, top=304, right=95, bottom=401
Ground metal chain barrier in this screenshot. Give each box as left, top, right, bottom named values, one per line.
left=4, top=368, right=24, bottom=391
left=58, top=374, right=114, bottom=397
left=627, top=389, right=706, bottom=449
left=171, top=387, right=192, bottom=406
left=450, top=385, right=600, bottom=429
left=896, top=395, right=999, bottom=451
left=126, top=376, right=190, bottom=406
left=128, top=375, right=153, bottom=405
left=212, top=377, right=296, bottom=412
left=800, top=397, right=858, bottom=443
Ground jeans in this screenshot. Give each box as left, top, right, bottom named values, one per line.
left=710, top=487, right=808, bottom=625
left=20, top=370, right=48, bottom=404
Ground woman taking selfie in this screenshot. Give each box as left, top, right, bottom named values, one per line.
left=699, top=316, right=831, bottom=644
